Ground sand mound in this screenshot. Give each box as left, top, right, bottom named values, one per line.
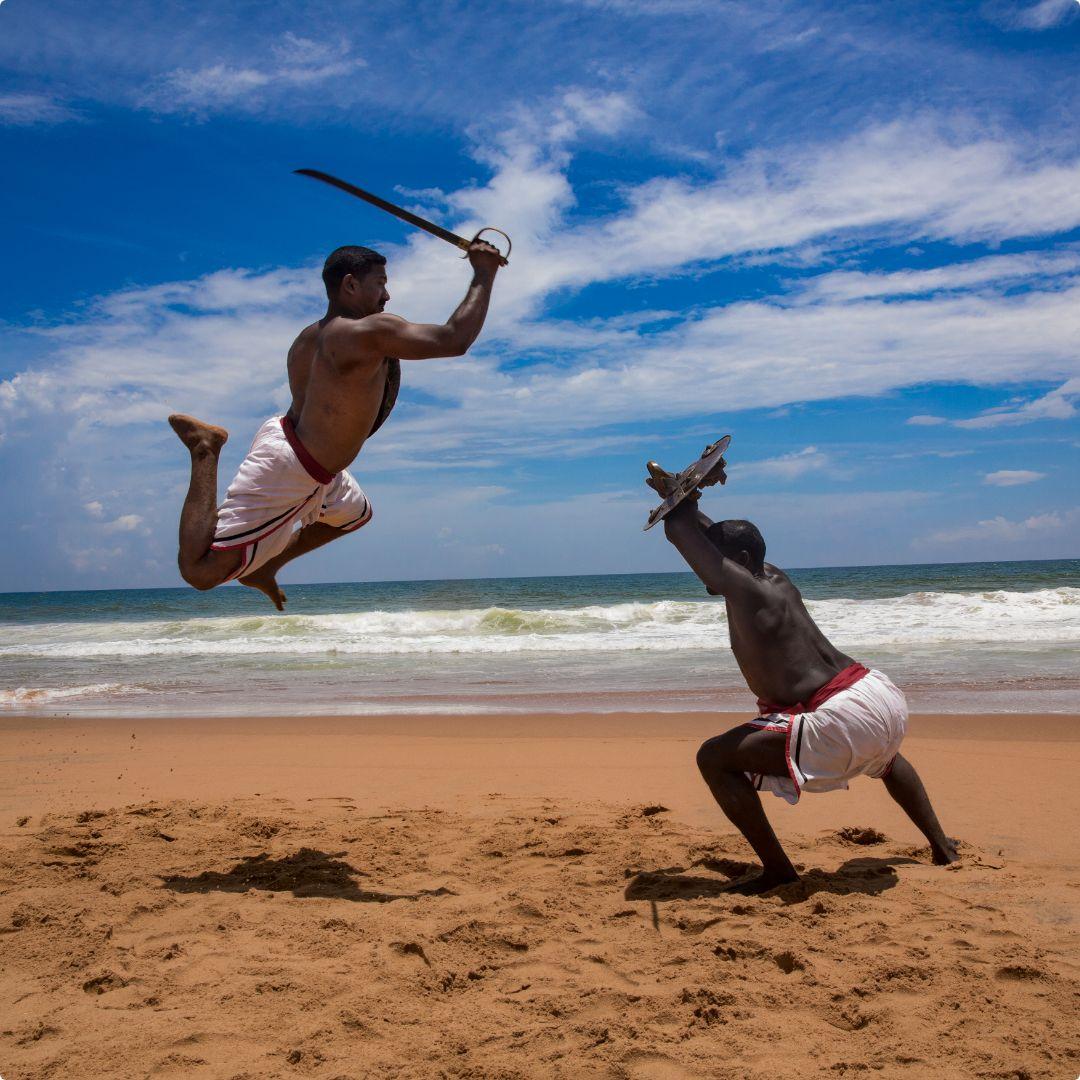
left=1, top=797, right=1076, bottom=1078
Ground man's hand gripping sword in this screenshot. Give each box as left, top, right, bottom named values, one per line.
left=295, top=169, right=511, bottom=266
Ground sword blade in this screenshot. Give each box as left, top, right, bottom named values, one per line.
left=295, top=169, right=471, bottom=253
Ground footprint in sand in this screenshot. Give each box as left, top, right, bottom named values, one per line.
left=622, top=1050, right=699, bottom=1079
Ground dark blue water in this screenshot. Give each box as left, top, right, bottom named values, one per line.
left=2, top=560, right=1077, bottom=623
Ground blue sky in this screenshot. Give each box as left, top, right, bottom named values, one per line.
left=1, top=0, right=1079, bottom=592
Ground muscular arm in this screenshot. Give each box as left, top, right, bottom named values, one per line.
left=663, top=501, right=756, bottom=597
left=352, top=263, right=498, bottom=361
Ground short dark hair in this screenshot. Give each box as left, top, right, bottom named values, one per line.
left=322, top=245, right=386, bottom=296
left=705, top=519, right=766, bottom=573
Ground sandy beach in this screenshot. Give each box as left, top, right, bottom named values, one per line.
left=1, top=710, right=1077, bottom=1078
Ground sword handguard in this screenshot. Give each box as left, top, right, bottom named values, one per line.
left=464, top=227, right=511, bottom=266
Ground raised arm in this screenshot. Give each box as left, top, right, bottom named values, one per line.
left=663, top=500, right=756, bottom=597
left=352, top=241, right=502, bottom=360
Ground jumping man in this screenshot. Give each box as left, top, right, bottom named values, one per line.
left=169, top=240, right=503, bottom=609
left=647, top=458, right=957, bottom=893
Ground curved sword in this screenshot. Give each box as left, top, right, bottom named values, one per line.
left=295, top=169, right=510, bottom=265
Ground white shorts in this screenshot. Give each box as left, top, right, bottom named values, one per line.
left=747, top=669, right=908, bottom=805
left=211, top=416, right=371, bottom=581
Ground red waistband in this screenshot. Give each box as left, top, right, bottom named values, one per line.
left=756, top=662, right=870, bottom=716
left=280, top=414, right=335, bottom=485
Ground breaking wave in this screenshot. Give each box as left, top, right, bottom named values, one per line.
left=0, top=683, right=142, bottom=707
left=0, top=588, right=1076, bottom=660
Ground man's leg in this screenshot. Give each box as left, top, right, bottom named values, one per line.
left=696, top=724, right=799, bottom=892
left=169, top=414, right=242, bottom=589
left=238, top=522, right=350, bottom=611
left=881, top=753, right=958, bottom=864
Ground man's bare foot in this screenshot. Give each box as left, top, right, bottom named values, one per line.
left=169, top=414, right=229, bottom=455
left=931, top=838, right=960, bottom=865
left=239, top=566, right=287, bottom=611
left=725, top=867, right=800, bottom=896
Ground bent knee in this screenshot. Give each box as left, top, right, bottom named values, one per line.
left=178, top=556, right=230, bottom=591
left=179, top=568, right=221, bottom=591
left=696, top=735, right=732, bottom=775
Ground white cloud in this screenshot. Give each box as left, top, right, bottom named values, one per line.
left=6, top=127, right=1080, bottom=469
left=384, top=117, right=1080, bottom=338
left=141, top=33, right=364, bottom=115
left=63, top=544, right=126, bottom=574
left=0, top=93, right=80, bottom=126
left=83, top=500, right=104, bottom=518
left=526, top=120, right=1080, bottom=296
left=1001, top=0, right=1078, bottom=29
left=954, top=377, right=1080, bottom=429
left=925, top=510, right=1074, bottom=545
left=735, top=446, right=829, bottom=481
left=5, top=106, right=1080, bottom=586
left=892, top=449, right=974, bottom=459
left=477, top=89, right=640, bottom=167
left=800, top=251, right=1080, bottom=303
left=369, top=274, right=1080, bottom=459
left=983, top=469, right=1046, bottom=486
left=906, top=414, right=948, bottom=426
left=0, top=265, right=319, bottom=437
left=103, top=514, right=144, bottom=533
left=8, top=107, right=1080, bottom=463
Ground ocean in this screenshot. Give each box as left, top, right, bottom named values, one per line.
left=1, top=560, right=1078, bottom=716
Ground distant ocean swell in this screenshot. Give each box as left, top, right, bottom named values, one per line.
left=1, top=588, right=1077, bottom=662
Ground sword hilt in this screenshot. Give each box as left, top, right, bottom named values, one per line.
left=462, top=227, right=511, bottom=267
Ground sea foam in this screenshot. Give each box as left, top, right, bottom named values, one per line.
left=0, top=683, right=141, bottom=707
left=1, top=588, right=1076, bottom=660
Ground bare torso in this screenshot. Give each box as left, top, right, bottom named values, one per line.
left=288, top=317, right=389, bottom=475
left=724, top=564, right=855, bottom=707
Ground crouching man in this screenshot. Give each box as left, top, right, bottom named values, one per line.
left=647, top=459, right=957, bottom=893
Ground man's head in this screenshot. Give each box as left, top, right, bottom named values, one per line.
left=322, top=245, right=389, bottom=316
left=705, top=518, right=766, bottom=574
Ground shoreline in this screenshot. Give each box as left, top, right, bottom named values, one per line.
left=5, top=708, right=1079, bottom=731
left=6, top=685, right=1080, bottom=717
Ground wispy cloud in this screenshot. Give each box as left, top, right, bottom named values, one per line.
left=531, top=120, right=1080, bottom=293
left=0, top=265, right=320, bottom=439
left=924, top=509, right=1076, bottom=545
left=800, top=251, right=1080, bottom=303
left=988, top=0, right=1080, bottom=30
left=6, top=114, right=1080, bottom=466
left=139, top=34, right=364, bottom=117
left=983, top=469, right=1046, bottom=486
left=0, top=93, right=80, bottom=126
left=103, top=513, right=145, bottom=533
left=735, top=446, right=830, bottom=482
left=892, top=449, right=974, bottom=459
left=3, top=79, right=1080, bottom=584
left=954, top=378, right=1080, bottom=428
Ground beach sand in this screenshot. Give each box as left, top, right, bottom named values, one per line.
left=1, top=711, right=1077, bottom=1078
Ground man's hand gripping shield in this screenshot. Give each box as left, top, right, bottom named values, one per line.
left=643, top=436, right=731, bottom=530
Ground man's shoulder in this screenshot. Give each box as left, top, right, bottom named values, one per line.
left=764, top=566, right=804, bottom=603
left=745, top=565, right=797, bottom=606
left=318, top=315, right=394, bottom=360
left=289, top=320, right=321, bottom=351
